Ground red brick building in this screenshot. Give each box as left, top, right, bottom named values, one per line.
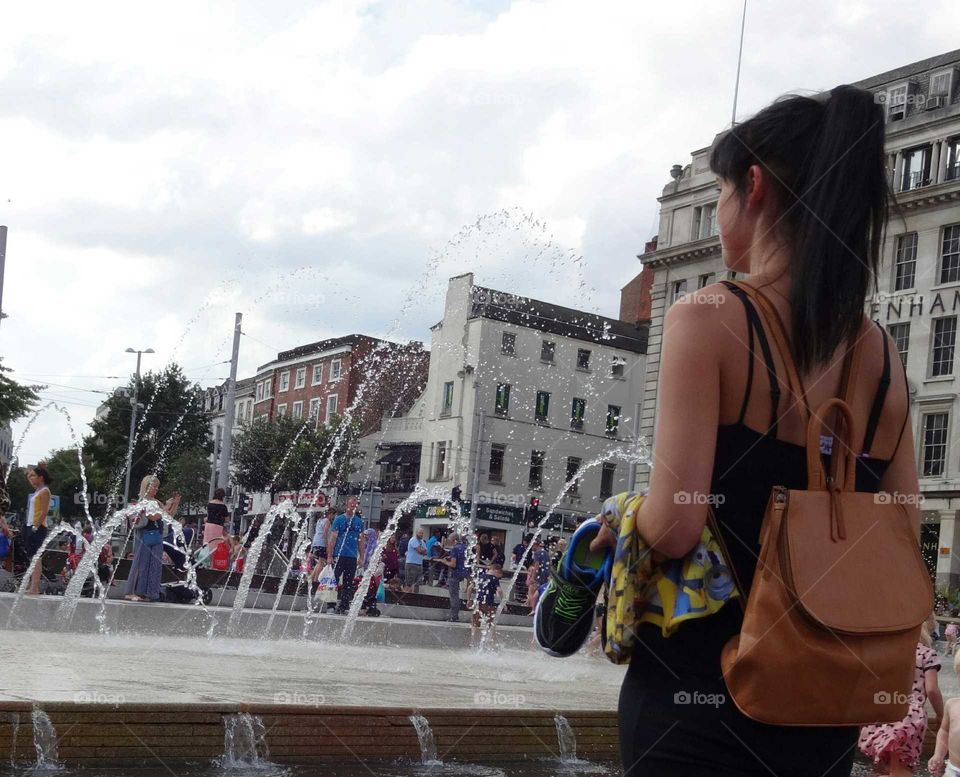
left=252, top=334, right=427, bottom=435
left=619, top=237, right=656, bottom=325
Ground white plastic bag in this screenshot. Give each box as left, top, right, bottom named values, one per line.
left=316, top=564, right=338, bottom=604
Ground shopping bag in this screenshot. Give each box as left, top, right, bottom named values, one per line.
left=316, top=564, right=338, bottom=604
left=376, top=580, right=386, bottom=603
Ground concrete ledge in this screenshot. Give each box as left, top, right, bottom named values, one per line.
left=0, top=702, right=619, bottom=766
left=0, top=593, right=534, bottom=650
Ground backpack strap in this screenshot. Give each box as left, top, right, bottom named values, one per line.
left=861, top=321, right=892, bottom=458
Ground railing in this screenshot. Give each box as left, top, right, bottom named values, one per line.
left=902, top=170, right=931, bottom=192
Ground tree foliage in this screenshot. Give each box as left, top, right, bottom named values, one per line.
left=165, top=446, right=212, bottom=518
left=232, top=415, right=360, bottom=496
left=0, top=360, right=43, bottom=427
left=86, top=363, right=211, bottom=502
left=44, top=447, right=111, bottom=523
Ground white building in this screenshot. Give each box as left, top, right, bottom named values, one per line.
left=412, top=273, right=648, bottom=558
left=203, top=375, right=256, bottom=496
left=637, top=49, right=960, bottom=584
left=0, top=422, right=12, bottom=472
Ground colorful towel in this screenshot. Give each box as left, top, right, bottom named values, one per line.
left=601, top=492, right=738, bottom=664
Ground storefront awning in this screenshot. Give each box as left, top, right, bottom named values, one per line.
left=376, top=448, right=420, bottom=465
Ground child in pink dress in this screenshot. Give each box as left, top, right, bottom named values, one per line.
left=859, top=615, right=945, bottom=776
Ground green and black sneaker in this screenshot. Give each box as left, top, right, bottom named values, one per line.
left=534, top=520, right=612, bottom=657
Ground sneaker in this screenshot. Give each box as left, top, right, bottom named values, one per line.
left=534, top=520, right=612, bottom=657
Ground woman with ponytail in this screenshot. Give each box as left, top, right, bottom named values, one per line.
left=593, top=86, right=917, bottom=775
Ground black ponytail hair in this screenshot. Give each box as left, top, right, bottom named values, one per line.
left=29, top=461, right=51, bottom=486
left=710, top=85, right=888, bottom=373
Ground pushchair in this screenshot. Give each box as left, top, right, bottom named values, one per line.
left=352, top=566, right=385, bottom=617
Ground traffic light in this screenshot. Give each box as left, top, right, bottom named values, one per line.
left=451, top=485, right=462, bottom=503
left=239, top=493, right=251, bottom=513
left=528, top=496, right=541, bottom=524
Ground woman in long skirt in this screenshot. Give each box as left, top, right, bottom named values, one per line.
left=125, top=474, right=180, bottom=602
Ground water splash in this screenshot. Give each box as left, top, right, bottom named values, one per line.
left=31, top=708, right=60, bottom=770
left=340, top=485, right=452, bottom=639
left=226, top=500, right=300, bottom=634
left=409, top=713, right=441, bottom=766
left=555, top=715, right=577, bottom=763
left=9, top=712, right=19, bottom=766
left=220, top=713, right=270, bottom=768
left=488, top=444, right=650, bottom=635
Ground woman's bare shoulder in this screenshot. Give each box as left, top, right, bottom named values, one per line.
left=662, top=281, right=751, bottom=343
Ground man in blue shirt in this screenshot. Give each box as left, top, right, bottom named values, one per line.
left=403, top=526, right=427, bottom=593
left=440, top=531, right=467, bottom=622
left=327, top=496, right=366, bottom=614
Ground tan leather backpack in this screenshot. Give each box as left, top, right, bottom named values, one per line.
left=719, top=282, right=933, bottom=726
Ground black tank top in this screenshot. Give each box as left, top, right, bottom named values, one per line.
left=631, top=282, right=905, bottom=676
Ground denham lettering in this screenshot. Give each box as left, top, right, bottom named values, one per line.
left=869, top=291, right=960, bottom=321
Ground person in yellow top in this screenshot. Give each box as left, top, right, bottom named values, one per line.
left=24, top=461, right=52, bottom=595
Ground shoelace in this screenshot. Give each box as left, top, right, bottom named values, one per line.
left=550, top=568, right=594, bottom=622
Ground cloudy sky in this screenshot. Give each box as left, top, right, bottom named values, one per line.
left=3, top=0, right=958, bottom=464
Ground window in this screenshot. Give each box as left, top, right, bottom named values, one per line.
left=565, top=457, right=582, bottom=495
left=256, top=382, right=264, bottom=402
left=901, top=145, right=931, bottom=191
left=946, top=137, right=960, bottom=182
left=921, top=412, right=949, bottom=477
left=606, top=405, right=621, bottom=435
left=600, top=463, right=616, bottom=499
left=441, top=381, right=454, bottom=415
left=435, top=441, right=447, bottom=479
left=312, top=364, right=323, bottom=385
left=541, top=340, right=555, bottom=363
left=611, top=356, right=626, bottom=378
left=326, top=394, right=338, bottom=421
left=501, top=332, right=516, bottom=356
left=692, top=204, right=718, bottom=240
left=292, top=401, right=303, bottom=420
left=529, top=450, right=545, bottom=491
left=308, top=397, right=321, bottom=420
left=277, top=403, right=287, bottom=418
left=930, top=70, right=953, bottom=98
left=894, top=233, right=918, bottom=290
left=488, top=444, right=505, bottom=482
left=942, top=224, right=960, bottom=284
left=264, top=380, right=272, bottom=399
left=932, top=317, right=957, bottom=377
left=577, top=348, right=591, bottom=370
left=295, top=367, right=306, bottom=390
left=279, top=371, right=290, bottom=392
left=535, top=391, right=551, bottom=424
left=330, top=359, right=342, bottom=381
left=495, top=383, right=511, bottom=416
left=703, top=203, right=718, bottom=237
left=672, top=279, right=687, bottom=302
left=887, top=84, right=908, bottom=120
left=888, top=322, right=910, bottom=368
left=570, top=397, right=586, bottom=430
left=698, top=273, right=714, bottom=289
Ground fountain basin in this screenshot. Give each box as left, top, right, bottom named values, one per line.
left=0, top=702, right=619, bottom=766
left=0, top=594, right=623, bottom=766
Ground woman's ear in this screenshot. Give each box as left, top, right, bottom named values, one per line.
left=744, top=163, right=770, bottom=210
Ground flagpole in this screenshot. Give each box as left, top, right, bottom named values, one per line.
left=731, top=0, right=747, bottom=127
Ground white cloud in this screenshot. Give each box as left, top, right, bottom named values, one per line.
left=3, top=0, right=957, bottom=463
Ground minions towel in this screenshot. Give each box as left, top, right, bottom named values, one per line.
left=600, top=492, right=738, bottom=665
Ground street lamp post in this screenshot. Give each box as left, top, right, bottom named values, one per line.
left=123, top=347, right=154, bottom=507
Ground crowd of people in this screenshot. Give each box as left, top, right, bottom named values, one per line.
left=0, top=460, right=583, bottom=634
